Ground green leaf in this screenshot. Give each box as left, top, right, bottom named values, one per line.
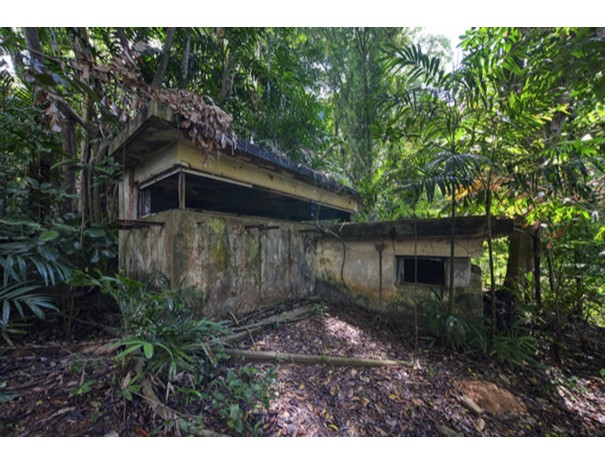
left=143, top=342, right=154, bottom=360
left=86, top=229, right=106, bottom=238
left=38, top=230, right=59, bottom=242
left=2, top=300, right=10, bottom=328
left=115, top=342, right=144, bottom=360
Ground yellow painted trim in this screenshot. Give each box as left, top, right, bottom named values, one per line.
left=131, top=142, right=359, bottom=213
left=178, top=143, right=359, bottom=213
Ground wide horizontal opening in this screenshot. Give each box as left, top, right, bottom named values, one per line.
left=139, top=171, right=352, bottom=222
left=396, top=256, right=471, bottom=287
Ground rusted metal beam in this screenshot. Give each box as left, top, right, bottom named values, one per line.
left=178, top=171, right=186, bottom=209
left=244, top=224, right=280, bottom=231
left=117, top=219, right=165, bottom=230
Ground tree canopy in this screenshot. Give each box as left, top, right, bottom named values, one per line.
left=1, top=25, right=604, bottom=352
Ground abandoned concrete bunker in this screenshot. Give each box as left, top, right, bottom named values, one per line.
left=111, top=101, right=513, bottom=319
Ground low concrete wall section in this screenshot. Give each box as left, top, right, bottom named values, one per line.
left=119, top=210, right=316, bottom=318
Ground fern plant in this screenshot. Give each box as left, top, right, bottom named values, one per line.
left=0, top=219, right=69, bottom=343
left=490, top=322, right=538, bottom=367
left=416, top=289, right=488, bottom=353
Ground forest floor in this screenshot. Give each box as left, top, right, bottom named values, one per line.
left=1, top=301, right=604, bottom=437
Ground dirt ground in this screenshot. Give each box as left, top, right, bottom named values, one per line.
left=1, top=302, right=604, bottom=437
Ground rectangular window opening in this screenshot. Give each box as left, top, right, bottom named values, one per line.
left=396, top=256, right=471, bottom=287
left=137, top=170, right=352, bottom=222
left=397, top=256, right=445, bottom=286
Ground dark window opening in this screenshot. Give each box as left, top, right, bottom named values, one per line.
left=396, top=256, right=472, bottom=287
left=139, top=172, right=352, bottom=222
left=397, top=256, right=446, bottom=286
left=139, top=181, right=178, bottom=217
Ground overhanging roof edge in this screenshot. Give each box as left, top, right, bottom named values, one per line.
left=109, top=101, right=360, bottom=201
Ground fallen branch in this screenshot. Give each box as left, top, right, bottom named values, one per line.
left=231, top=306, right=313, bottom=332
left=214, top=307, right=314, bottom=347
left=0, top=339, right=120, bottom=354
left=224, top=349, right=413, bottom=368
left=234, top=297, right=320, bottom=326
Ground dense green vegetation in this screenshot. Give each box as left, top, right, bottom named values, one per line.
left=1, top=27, right=604, bottom=435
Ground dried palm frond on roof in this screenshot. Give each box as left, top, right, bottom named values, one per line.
left=37, top=47, right=235, bottom=151
left=156, top=90, right=234, bottom=151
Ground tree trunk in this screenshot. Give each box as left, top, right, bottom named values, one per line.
left=179, top=33, right=191, bottom=89
left=67, top=28, right=95, bottom=224
left=220, top=50, right=237, bottom=101
left=448, top=190, right=456, bottom=314
left=116, top=27, right=134, bottom=64
left=23, top=28, right=44, bottom=68
left=151, top=27, right=176, bottom=89
left=486, top=182, right=497, bottom=336
left=503, top=221, right=534, bottom=310
left=533, top=223, right=542, bottom=308
left=60, top=118, right=78, bottom=208
left=23, top=27, right=52, bottom=220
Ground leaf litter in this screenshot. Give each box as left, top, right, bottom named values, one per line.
left=1, top=303, right=604, bottom=436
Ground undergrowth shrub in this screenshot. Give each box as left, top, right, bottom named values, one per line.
left=89, top=274, right=228, bottom=382
left=92, top=274, right=276, bottom=435
left=417, top=289, right=537, bottom=366
left=490, top=321, right=538, bottom=367
left=416, top=290, right=487, bottom=353
left=202, top=366, right=277, bottom=436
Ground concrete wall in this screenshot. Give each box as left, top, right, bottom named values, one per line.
left=119, top=209, right=485, bottom=320
left=119, top=210, right=316, bottom=318
left=314, top=237, right=484, bottom=318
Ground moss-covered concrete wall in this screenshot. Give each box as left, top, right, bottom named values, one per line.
left=119, top=210, right=486, bottom=320
left=314, top=237, right=484, bottom=318
left=119, top=210, right=315, bottom=318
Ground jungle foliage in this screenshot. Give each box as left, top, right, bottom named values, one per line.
left=1, top=27, right=604, bottom=364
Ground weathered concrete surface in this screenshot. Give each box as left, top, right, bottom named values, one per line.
left=322, top=216, right=513, bottom=241
left=314, top=237, right=484, bottom=317
left=119, top=210, right=315, bottom=318
left=119, top=211, right=487, bottom=319
left=118, top=168, right=137, bottom=220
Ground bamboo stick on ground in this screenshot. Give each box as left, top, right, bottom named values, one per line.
left=224, top=349, right=413, bottom=368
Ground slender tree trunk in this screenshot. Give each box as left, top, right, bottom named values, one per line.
left=117, top=27, right=134, bottom=64
left=23, top=27, right=51, bottom=220
left=486, top=178, right=496, bottom=336
left=23, top=28, right=44, bottom=68
left=220, top=50, right=238, bottom=102
left=179, top=33, right=191, bottom=89
left=413, top=211, right=419, bottom=361
left=533, top=223, right=542, bottom=308
left=448, top=194, right=456, bottom=314
left=60, top=118, right=78, bottom=210
left=67, top=28, right=95, bottom=225
left=117, top=27, right=129, bottom=50
left=151, top=27, right=176, bottom=89
left=91, top=144, right=109, bottom=224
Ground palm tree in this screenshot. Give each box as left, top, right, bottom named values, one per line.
left=387, top=43, right=487, bottom=314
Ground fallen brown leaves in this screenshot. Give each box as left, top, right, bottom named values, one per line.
left=1, top=303, right=604, bottom=436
